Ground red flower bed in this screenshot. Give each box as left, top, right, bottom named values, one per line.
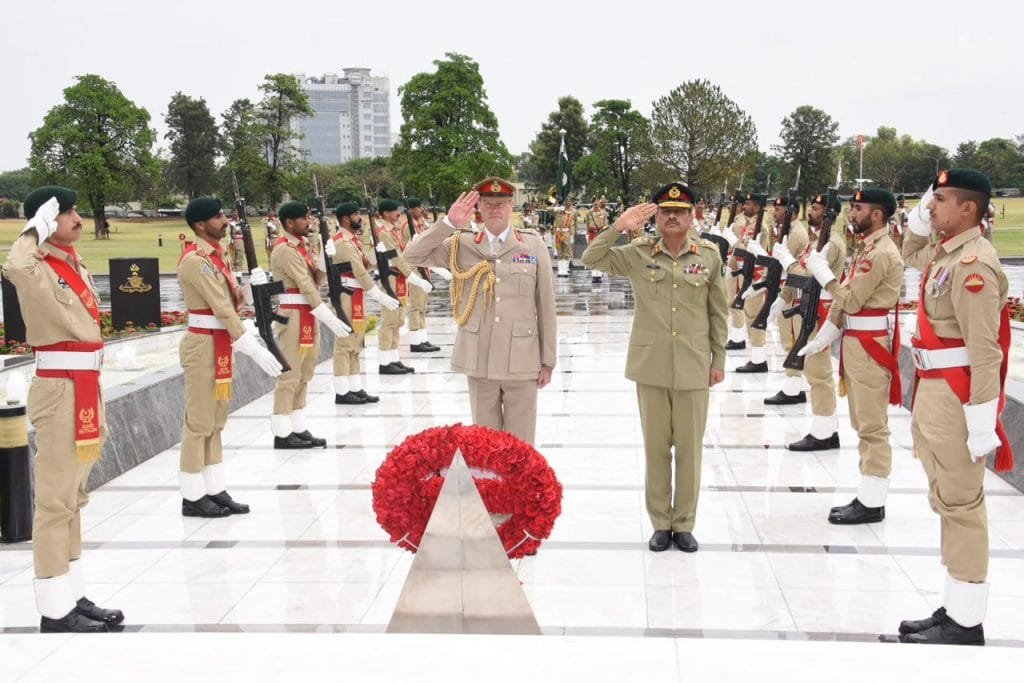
left=372, top=424, right=563, bottom=559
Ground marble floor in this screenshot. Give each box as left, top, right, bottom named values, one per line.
left=2, top=270, right=1023, bottom=681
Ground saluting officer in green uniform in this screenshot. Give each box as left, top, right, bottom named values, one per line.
left=583, top=182, right=728, bottom=553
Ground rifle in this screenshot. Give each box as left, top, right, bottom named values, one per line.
left=730, top=196, right=767, bottom=308
left=400, top=185, right=429, bottom=280
left=725, top=192, right=740, bottom=229
left=751, top=188, right=798, bottom=330
left=782, top=186, right=840, bottom=370
left=364, top=183, right=399, bottom=300
left=700, top=191, right=730, bottom=262
left=231, top=173, right=290, bottom=372
left=312, top=174, right=352, bottom=328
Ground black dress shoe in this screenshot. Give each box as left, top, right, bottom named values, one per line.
left=764, top=390, right=806, bottom=405
left=725, top=340, right=746, bottom=351
left=393, top=361, right=415, bottom=373
left=335, top=391, right=368, bottom=405
left=182, top=495, right=231, bottom=518
left=75, top=597, right=124, bottom=625
left=294, top=430, right=327, bottom=448
left=735, top=361, right=768, bottom=373
left=899, top=607, right=947, bottom=635
left=274, top=433, right=314, bottom=449
left=591, top=276, right=602, bottom=283
left=410, top=342, right=436, bottom=353
left=673, top=531, right=699, bottom=553
left=787, top=432, right=840, bottom=451
left=355, top=389, right=379, bottom=403
left=648, top=530, right=672, bottom=552
left=379, top=363, right=407, bottom=375
left=210, top=490, right=250, bottom=514
left=827, top=498, right=884, bottom=525
left=41, top=609, right=109, bottom=633
left=898, top=613, right=984, bottom=645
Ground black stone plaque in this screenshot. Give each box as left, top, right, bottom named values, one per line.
left=109, top=258, right=160, bottom=331
left=1, top=275, right=26, bottom=344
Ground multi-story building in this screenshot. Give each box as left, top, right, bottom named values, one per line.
left=293, top=69, right=391, bottom=164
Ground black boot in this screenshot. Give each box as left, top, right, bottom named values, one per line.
left=379, top=363, right=407, bottom=375
left=41, top=609, right=109, bottom=633
left=672, top=531, right=699, bottom=553
left=355, top=389, right=379, bottom=403
left=75, top=597, right=124, bottom=625
left=648, top=530, right=672, bottom=552
left=787, top=432, right=840, bottom=451
left=335, top=391, right=368, bottom=405
left=210, top=491, right=250, bottom=514
left=827, top=498, right=884, bottom=525
left=182, top=495, right=231, bottom=518
left=899, top=607, right=946, bottom=635
left=725, top=340, right=746, bottom=351
left=294, top=430, right=327, bottom=448
left=764, top=390, right=806, bottom=405
left=898, top=613, right=984, bottom=645
left=735, top=361, right=768, bottom=373
left=274, top=433, right=314, bottom=449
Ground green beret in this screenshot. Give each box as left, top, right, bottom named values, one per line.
left=24, top=186, right=77, bottom=219
left=185, top=196, right=222, bottom=225
left=406, top=197, right=422, bottom=209
left=851, top=188, right=896, bottom=216
left=378, top=199, right=400, bottom=212
left=811, top=193, right=842, bottom=214
left=277, top=201, right=308, bottom=223
left=334, top=202, right=360, bottom=219
left=745, top=193, right=767, bottom=205
left=934, top=168, right=991, bottom=198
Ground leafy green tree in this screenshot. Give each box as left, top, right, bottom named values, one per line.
left=842, top=128, right=948, bottom=192
left=775, top=105, right=839, bottom=201
left=29, top=74, right=156, bottom=236
left=165, top=93, right=220, bottom=199
left=952, top=140, right=979, bottom=168
left=391, top=53, right=513, bottom=203
left=574, top=99, right=651, bottom=202
left=0, top=168, right=33, bottom=201
left=974, top=138, right=1024, bottom=187
left=219, top=98, right=269, bottom=207
left=256, top=73, right=313, bottom=206
left=522, top=96, right=589, bottom=197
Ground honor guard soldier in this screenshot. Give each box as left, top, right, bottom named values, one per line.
left=715, top=194, right=751, bottom=350
left=585, top=198, right=609, bottom=282
left=734, top=193, right=773, bottom=372
left=583, top=182, right=728, bottom=553
left=269, top=201, right=351, bottom=448
left=554, top=199, right=576, bottom=277
left=177, top=197, right=283, bottom=517
left=376, top=199, right=433, bottom=374
left=331, top=202, right=401, bottom=404
left=898, top=169, right=1010, bottom=645
left=403, top=177, right=557, bottom=445
left=404, top=197, right=452, bottom=353
left=3, top=187, right=123, bottom=632
left=783, top=193, right=848, bottom=450
left=799, top=188, right=903, bottom=523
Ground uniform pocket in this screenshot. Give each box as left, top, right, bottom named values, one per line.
left=452, top=316, right=480, bottom=371
left=509, top=320, right=541, bottom=373
left=681, top=273, right=711, bottom=305
left=27, top=378, right=67, bottom=425
left=643, top=268, right=667, bottom=299
left=513, top=262, right=537, bottom=295
left=630, top=330, right=656, bottom=346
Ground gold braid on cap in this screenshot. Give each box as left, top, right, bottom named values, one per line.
left=448, top=234, right=495, bottom=326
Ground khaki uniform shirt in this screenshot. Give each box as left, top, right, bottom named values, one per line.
left=402, top=219, right=558, bottom=380
left=177, top=237, right=247, bottom=340
left=270, top=231, right=325, bottom=308
left=333, top=229, right=376, bottom=291
left=826, top=229, right=903, bottom=326
left=582, top=228, right=728, bottom=390
left=903, top=226, right=1008, bottom=404
left=377, top=221, right=415, bottom=278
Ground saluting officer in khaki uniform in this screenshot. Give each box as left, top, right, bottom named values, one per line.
left=554, top=200, right=576, bottom=277
left=583, top=182, right=728, bottom=553
left=898, top=169, right=1009, bottom=645
left=330, top=202, right=401, bottom=404
left=3, top=186, right=122, bottom=632
left=800, top=189, right=903, bottom=524
left=177, top=197, right=283, bottom=517
left=403, top=198, right=452, bottom=353
left=782, top=193, right=848, bottom=450
left=403, top=178, right=557, bottom=445
left=269, top=201, right=351, bottom=449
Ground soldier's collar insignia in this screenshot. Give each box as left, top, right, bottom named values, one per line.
left=964, top=273, right=985, bottom=293
left=514, top=229, right=522, bottom=241
left=474, top=231, right=485, bottom=244
left=960, top=255, right=978, bottom=265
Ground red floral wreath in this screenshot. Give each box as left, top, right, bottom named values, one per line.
left=372, top=424, right=562, bottom=559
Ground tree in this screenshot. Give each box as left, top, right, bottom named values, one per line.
left=775, top=105, right=839, bottom=202
left=650, top=80, right=758, bottom=191
left=391, top=53, right=513, bottom=203
left=952, top=140, right=979, bottom=168
left=522, top=96, right=589, bottom=196
left=256, top=73, right=313, bottom=206
left=974, top=138, right=1024, bottom=187
left=573, top=99, right=651, bottom=202
left=165, top=92, right=220, bottom=199
left=0, top=168, right=33, bottom=201
left=29, top=74, right=156, bottom=236
left=843, top=128, right=949, bottom=192
left=219, top=98, right=269, bottom=207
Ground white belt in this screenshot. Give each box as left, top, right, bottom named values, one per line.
left=35, top=350, right=104, bottom=371
left=844, top=315, right=889, bottom=331
left=188, top=313, right=226, bottom=330
left=341, top=277, right=363, bottom=290
left=278, top=293, right=310, bottom=306
left=820, top=291, right=833, bottom=301
left=911, top=346, right=969, bottom=371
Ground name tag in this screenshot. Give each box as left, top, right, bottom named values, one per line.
left=645, top=263, right=661, bottom=270
left=512, top=254, right=537, bottom=264
left=684, top=264, right=709, bottom=275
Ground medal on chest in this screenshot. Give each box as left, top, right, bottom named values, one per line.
left=931, top=267, right=951, bottom=298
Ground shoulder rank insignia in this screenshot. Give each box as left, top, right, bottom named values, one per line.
left=963, top=273, right=985, bottom=293
left=960, top=255, right=978, bottom=265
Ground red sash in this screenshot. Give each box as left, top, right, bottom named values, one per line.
left=274, top=237, right=319, bottom=355
left=333, top=233, right=369, bottom=333
left=187, top=308, right=234, bottom=401
left=839, top=309, right=902, bottom=405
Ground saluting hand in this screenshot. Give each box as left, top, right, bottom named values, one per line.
left=447, top=191, right=480, bottom=229
left=614, top=203, right=657, bottom=234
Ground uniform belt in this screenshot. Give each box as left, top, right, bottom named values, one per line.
left=844, top=315, right=888, bottom=331
left=278, top=293, right=310, bottom=306
left=819, top=291, right=833, bottom=301
left=910, top=345, right=969, bottom=371
left=341, top=277, right=362, bottom=290
left=187, top=313, right=226, bottom=330
left=35, top=350, right=104, bottom=371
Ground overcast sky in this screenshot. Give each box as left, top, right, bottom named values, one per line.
left=3, top=0, right=1019, bottom=174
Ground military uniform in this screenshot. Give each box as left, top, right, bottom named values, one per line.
left=585, top=203, right=609, bottom=282
left=583, top=182, right=727, bottom=552
left=898, top=169, right=1010, bottom=644
left=731, top=195, right=773, bottom=372
left=375, top=202, right=424, bottom=373
left=554, top=205, right=576, bottom=276
left=767, top=209, right=809, bottom=400
left=724, top=209, right=752, bottom=348
left=403, top=199, right=444, bottom=353
left=402, top=178, right=557, bottom=445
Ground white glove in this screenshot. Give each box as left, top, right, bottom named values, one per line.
left=407, top=272, right=433, bottom=293
left=745, top=239, right=768, bottom=258
left=742, top=283, right=765, bottom=300
left=771, top=241, right=796, bottom=271
left=797, top=320, right=841, bottom=357
left=768, top=297, right=786, bottom=324
left=806, top=250, right=836, bottom=288
left=323, top=235, right=337, bottom=259
left=907, top=186, right=934, bottom=236
left=722, top=229, right=738, bottom=248
left=249, top=267, right=268, bottom=286
left=375, top=241, right=389, bottom=253
left=964, top=399, right=1001, bottom=462
left=233, top=330, right=283, bottom=377
left=311, top=302, right=351, bottom=338
left=431, top=267, right=452, bottom=281
left=706, top=226, right=723, bottom=238
left=366, top=286, right=400, bottom=311
left=22, top=196, right=60, bottom=243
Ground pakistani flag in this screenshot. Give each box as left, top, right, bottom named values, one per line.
left=557, top=130, right=571, bottom=202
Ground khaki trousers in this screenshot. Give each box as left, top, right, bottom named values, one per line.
left=778, top=309, right=802, bottom=379
left=726, top=273, right=745, bottom=329
left=555, top=233, right=573, bottom=260
left=333, top=295, right=365, bottom=376
left=467, top=376, right=538, bottom=445
left=636, top=383, right=709, bottom=533
left=843, top=336, right=892, bottom=478
left=378, top=280, right=406, bottom=351
left=273, top=308, right=319, bottom=414
left=407, top=284, right=427, bottom=332
left=743, top=291, right=766, bottom=347
left=179, top=332, right=229, bottom=473
left=803, top=342, right=836, bottom=416
left=29, top=377, right=106, bottom=579
left=912, top=378, right=989, bottom=582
